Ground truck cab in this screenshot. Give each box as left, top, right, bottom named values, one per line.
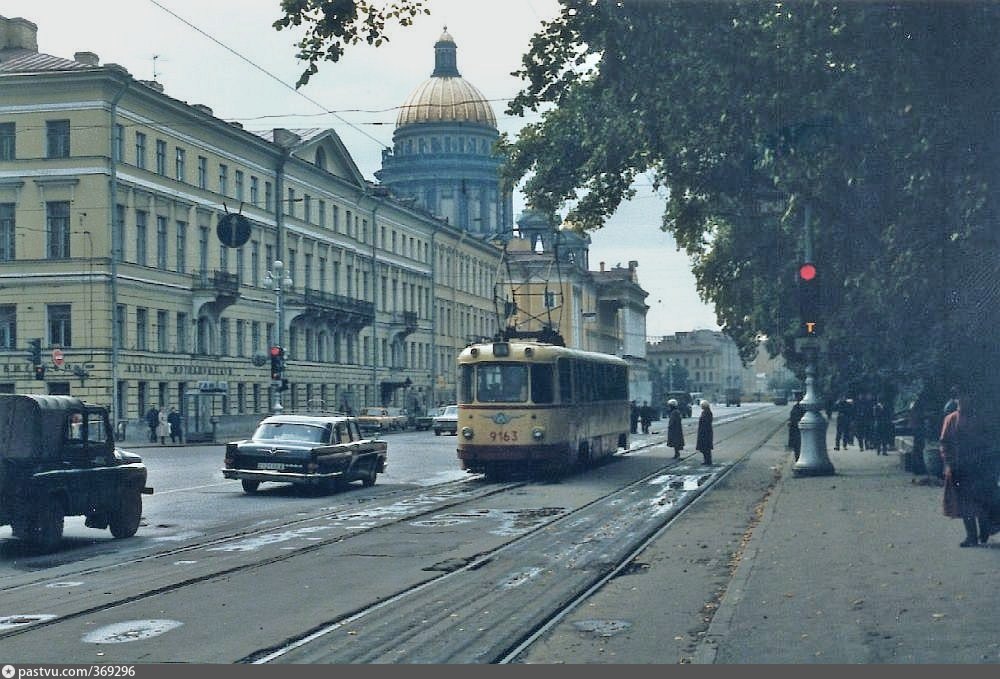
left=0, top=394, right=153, bottom=552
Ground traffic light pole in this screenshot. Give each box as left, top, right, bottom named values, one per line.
left=793, top=203, right=835, bottom=477
left=265, top=260, right=291, bottom=414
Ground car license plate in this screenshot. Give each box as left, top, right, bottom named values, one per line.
left=257, top=462, right=286, bottom=470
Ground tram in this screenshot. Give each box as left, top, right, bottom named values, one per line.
left=456, top=330, right=630, bottom=480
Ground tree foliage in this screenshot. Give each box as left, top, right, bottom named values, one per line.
left=500, top=0, right=1000, bottom=406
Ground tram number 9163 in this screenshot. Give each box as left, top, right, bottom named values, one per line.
left=489, top=430, right=519, bottom=442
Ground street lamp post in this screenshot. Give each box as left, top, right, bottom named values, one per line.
left=264, top=260, right=292, bottom=414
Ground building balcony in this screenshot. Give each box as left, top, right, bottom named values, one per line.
left=300, top=289, right=375, bottom=329
left=387, top=310, right=418, bottom=341
left=192, top=270, right=240, bottom=317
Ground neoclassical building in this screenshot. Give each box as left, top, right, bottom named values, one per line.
left=0, top=15, right=651, bottom=437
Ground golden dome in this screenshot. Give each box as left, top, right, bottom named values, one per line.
left=395, top=29, right=497, bottom=129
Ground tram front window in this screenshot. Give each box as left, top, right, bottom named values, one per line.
left=476, top=363, right=529, bottom=403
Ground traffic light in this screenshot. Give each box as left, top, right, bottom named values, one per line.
left=269, top=345, right=284, bottom=380
left=34, top=364, right=45, bottom=380
left=797, top=261, right=820, bottom=335
left=27, top=337, right=41, bottom=366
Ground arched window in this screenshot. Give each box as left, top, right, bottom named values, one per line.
left=315, top=147, right=327, bottom=170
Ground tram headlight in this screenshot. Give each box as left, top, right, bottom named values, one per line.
left=461, top=427, right=474, bottom=440
left=532, top=427, right=545, bottom=441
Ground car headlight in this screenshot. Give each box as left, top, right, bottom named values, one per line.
left=532, top=427, right=545, bottom=441
left=461, top=427, right=474, bottom=440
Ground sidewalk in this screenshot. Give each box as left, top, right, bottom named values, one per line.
left=521, top=425, right=999, bottom=664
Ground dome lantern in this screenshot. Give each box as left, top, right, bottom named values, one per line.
left=431, top=27, right=459, bottom=78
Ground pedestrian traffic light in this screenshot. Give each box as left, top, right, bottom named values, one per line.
left=797, top=261, right=820, bottom=335
left=27, top=337, right=41, bottom=366
left=269, top=345, right=284, bottom=380
left=33, top=364, right=45, bottom=380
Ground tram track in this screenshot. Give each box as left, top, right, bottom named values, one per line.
left=0, top=407, right=784, bottom=663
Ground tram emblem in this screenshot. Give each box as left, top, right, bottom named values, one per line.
left=490, top=412, right=524, bottom=425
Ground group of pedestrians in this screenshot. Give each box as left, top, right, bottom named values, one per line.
left=145, top=405, right=183, bottom=444
left=830, top=392, right=895, bottom=455
left=644, top=397, right=714, bottom=466
left=629, top=400, right=656, bottom=435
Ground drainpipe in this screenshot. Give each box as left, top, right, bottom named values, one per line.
left=430, top=230, right=437, bottom=406
left=108, top=77, right=129, bottom=428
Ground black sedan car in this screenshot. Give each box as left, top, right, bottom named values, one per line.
left=223, top=414, right=387, bottom=494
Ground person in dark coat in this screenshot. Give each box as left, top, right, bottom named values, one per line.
left=666, top=399, right=684, bottom=459
left=629, top=401, right=640, bottom=435
left=873, top=397, right=894, bottom=455
left=939, top=386, right=995, bottom=547
left=833, top=395, right=854, bottom=450
left=788, top=394, right=805, bottom=461
left=167, top=407, right=182, bottom=444
left=696, top=400, right=714, bottom=465
left=640, top=400, right=653, bottom=434
left=145, top=406, right=159, bottom=443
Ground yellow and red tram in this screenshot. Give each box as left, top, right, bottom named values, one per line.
left=456, top=337, right=630, bottom=480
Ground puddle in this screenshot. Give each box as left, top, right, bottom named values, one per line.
left=573, top=619, right=632, bottom=637
left=82, top=619, right=183, bottom=644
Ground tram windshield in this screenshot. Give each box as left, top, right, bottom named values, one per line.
left=460, top=363, right=555, bottom=404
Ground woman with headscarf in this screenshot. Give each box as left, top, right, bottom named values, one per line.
left=696, top=400, right=714, bottom=466
left=666, top=399, right=684, bottom=459
left=939, top=386, right=995, bottom=547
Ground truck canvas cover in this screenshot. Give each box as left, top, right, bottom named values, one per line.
left=0, top=394, right=83, bottom=460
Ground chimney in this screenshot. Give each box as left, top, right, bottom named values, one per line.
left=599, top=261, right=605, bottom=272
left=74, top=51, right=99, bottom=66
left=628, top=260, right=638, bottom=270
left=139, top=79, right=164, bottom=93
left=272, top=127, right=301, bottom=149
left=192, top=104, right=214, bottom=117
left=0, top=16, right=38, bottom=52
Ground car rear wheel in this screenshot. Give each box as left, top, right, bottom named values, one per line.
left=362, top=458, right=378, bottom=488
left=241, top=479, right=260, bottom=494
left=109, top=491, right=143, bottom=539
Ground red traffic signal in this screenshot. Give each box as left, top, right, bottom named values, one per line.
left=269, top=346, right=284, bottom=380
left=269, top=345, right=283, bottom=357
left=798, top=262, right=817, bottom=282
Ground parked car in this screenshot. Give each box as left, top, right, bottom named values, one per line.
left=223, top=414, right=387, bottom=494
left=433, top=404, right=459, bottom=436
left=356, top=406, right=409, bottom=434
left=0, top=394, right=153, bottom=552
left=415, top=406, right=444, bottom=431
left=725, top=387, right=742, bottom=407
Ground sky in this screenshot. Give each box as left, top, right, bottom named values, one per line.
left=4, top=0, right=721, bottom=338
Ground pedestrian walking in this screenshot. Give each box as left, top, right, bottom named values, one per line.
left=873, top=397, right=894, bottom=455
left=666, top=399, right=684, bottom=459
left=629, top=400, right=639, bottom=435
left=696, top=399, right=714, bottom=465
left=939, top=385, right=995, bottom=547
left=640, top=400, right=653, bottom=434
left=156, top=408, right=170, bottom=445
left=788, top=393, right=804, bottom=462
left=167, top=407, right=182, bottom=444
left=833, top=395, right=854, bottom=450
left=145, top=406, right=159, bottom=443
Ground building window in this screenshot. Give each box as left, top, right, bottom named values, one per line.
left=47, top=304, right=71, bottom=347
left=251, top=321, right=260, bottom=355
left=197, top=156, right=207, bottom=189
left=219, top=318, right=230, bottom=357
left=219, top=238, right=229, bottom=271
left=318, top=199, right=326, bottom=227
left=136, top=307, right=148, bottom=351
left=155, top=139, right=167, bottom=175
left=287, top=188, right=295, bottom=217
left=304, top=253, right=312, bottom=291
left=0, top=203, right=14, bottom=261
left=135, top=132, right=147, bottom=168
left=250, top=176, right=259, bottom=206
left=156, top=215, right=168, bottom=269
left=304, top=194, right=312, bottom=223
left=176, top=220, right=187, bottom=274
left=236, top=319, right=245, bottom=357
left=176, top=312, right=188, bottom=353
left=46, top=120, right=70, bottom=158
left=0, top=122, right=14, bottom=160
left=135, top=210, right=148, bottom=266
left=0, top=304, right=15, bottom=349
left=46, top=201, right=70, bottom=259
left=175, top=148, right=186, bottom=182
left=219, top=164, right=228, bottom=195
left=115, top=305, right=126, bottom=350
left=332, top=205, right=339, bottom=231
left=251, top=240, right=260, bottom=287
left=264, top=181, right=273, bottom=210
left=235, top=170, right=244, bottom=201
left=157, top=310, right=168, bottom=352
left=198, top=226, right=209, bottom=273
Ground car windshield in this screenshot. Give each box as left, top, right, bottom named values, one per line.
left=252, top=422, right=329, bottom=443
left=440, top=406, right=458, bottom=417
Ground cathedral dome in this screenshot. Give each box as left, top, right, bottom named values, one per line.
left=396, top=29, right=497, bottom=129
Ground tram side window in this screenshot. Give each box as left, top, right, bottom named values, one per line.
left=530, top=364, right=554, bottom=404
left=459, top=365, right=474, bottom=404
left=558, top=359, right=572, bottom=403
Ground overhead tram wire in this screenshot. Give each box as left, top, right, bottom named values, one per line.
left=145, top=0, right=387, bottom=150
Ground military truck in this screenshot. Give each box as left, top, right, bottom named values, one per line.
left=0, top=394, right=153, bottom=552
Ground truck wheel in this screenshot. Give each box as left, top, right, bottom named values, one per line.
left=434, top=430, right=441, bottom=436
left=109, top=491, right=143, bottom=539
left=241, top=480, right=260, bottom=494
left=31, top=500, right=65, bottom=552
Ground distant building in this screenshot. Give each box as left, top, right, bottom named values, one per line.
left=647, top=330, right=743, bottom=404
